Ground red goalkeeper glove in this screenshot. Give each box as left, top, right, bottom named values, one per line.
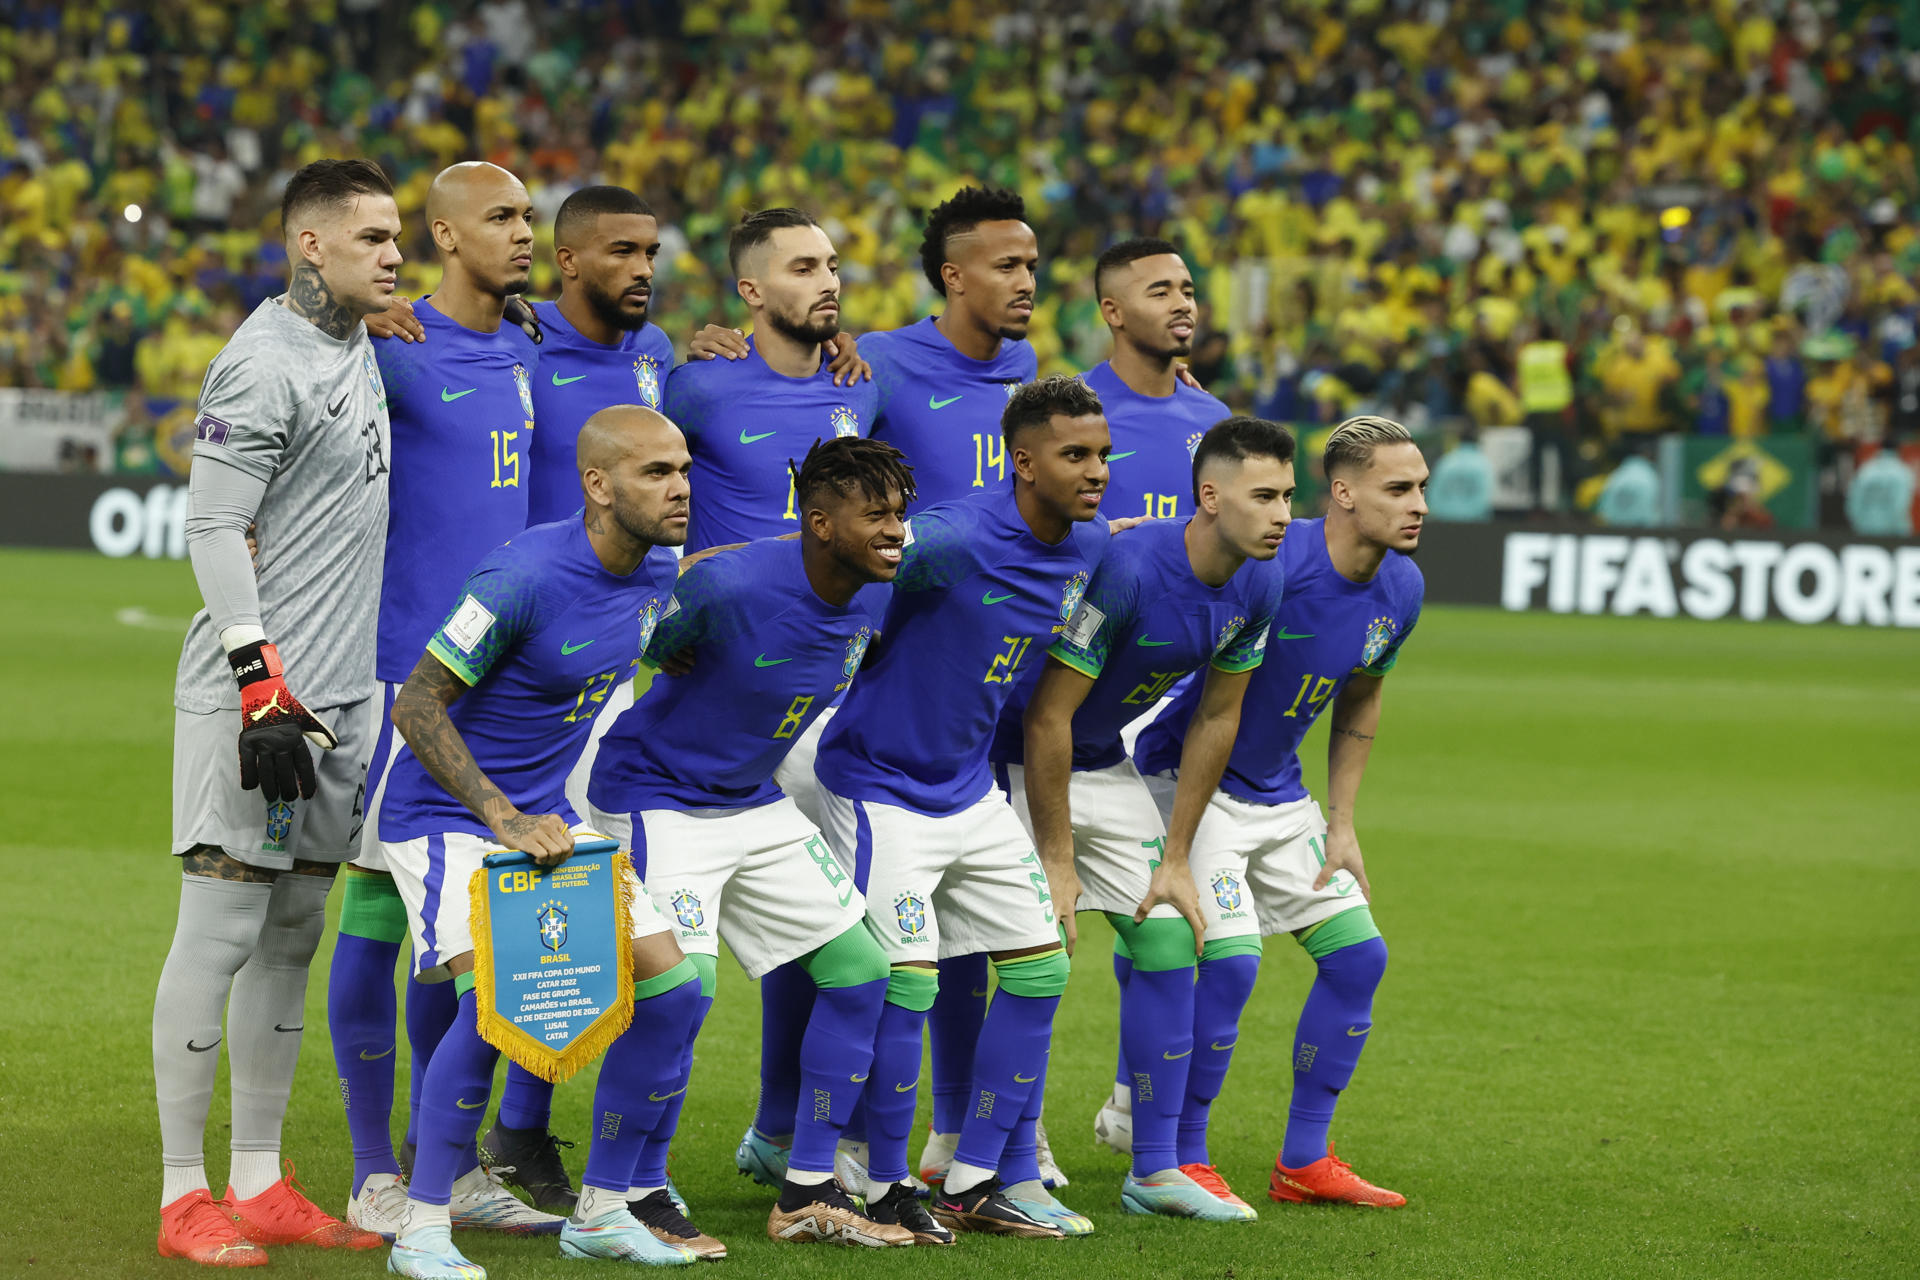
left=228, top=640, right=337, bottom=803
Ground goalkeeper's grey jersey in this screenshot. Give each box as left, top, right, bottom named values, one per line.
left=174, top=297, right=391, bottom=713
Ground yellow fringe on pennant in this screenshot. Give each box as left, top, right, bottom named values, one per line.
left=469, top=844, right=637, bottom=1084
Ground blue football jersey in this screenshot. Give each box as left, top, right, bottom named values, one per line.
left=1134, top=518, right=1423, bottom=805
left=813, top=486, right=1109, bottom=815
left=525, top=300, right=673, bottom=525
left=378, top=520, right=678, bottom=842
left=991, top=518, right=1284, bottom=771
left=374, top=298, right=538, bottom=681
left=1082, top=360, right=1232, bottom=522
left=863, top=316, right=1037, bottom=511
left=589, top=538, right=891, bottom=813
left=663, top=340, right=879, bottom=552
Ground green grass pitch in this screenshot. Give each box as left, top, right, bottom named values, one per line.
left=1, top=547, right=1914, bottom=1280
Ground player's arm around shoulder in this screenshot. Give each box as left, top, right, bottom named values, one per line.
left=891, top=504, right=980, bottom=593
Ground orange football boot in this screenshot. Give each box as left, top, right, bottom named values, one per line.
left=226, top=1160, right=384, bottom=1248
left=157, top=1189, right=268, bottom=1267
left=1181, top=1162, right=1258, bottom=1214
left=1268, top=1144, right=1406, bottom=1207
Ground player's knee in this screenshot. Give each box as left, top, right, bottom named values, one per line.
left=884, top=963, right=939, bottom=1011
left=992, top=947, right=1070, bottom=999
left=801, top=922, right=889, bottom=990
left=1108, top=914, right=1197, bottom=973
left=339, top=865, right=408, bottom=942
left=1199, top=936, right=1263, bottom=1001
left=1315, top=933, right=1388, bottom=999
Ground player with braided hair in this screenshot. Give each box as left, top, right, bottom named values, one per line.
left=587, top=435, right=934, bottom=1249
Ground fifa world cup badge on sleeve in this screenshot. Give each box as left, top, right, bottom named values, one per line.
left=469, top=838, right=635, bottom=1082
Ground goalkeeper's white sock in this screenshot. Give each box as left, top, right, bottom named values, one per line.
left=228, top=871, right=331, bottom=1192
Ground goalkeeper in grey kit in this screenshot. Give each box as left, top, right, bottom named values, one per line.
left=152, top=158, right=404, bottom=1267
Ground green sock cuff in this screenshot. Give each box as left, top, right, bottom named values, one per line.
left=1113, top=931, right=1134, bottom=962
left=679, top=953, right=718, bottom=999
left=1200, top=935, right=1264, bottom=963
left=992, top=948, right=1070, bottom=998
left=453, top=971, right=475, bottom=997
left=338, top=867, right=408, bottom=942
left=884, top=964, right=939, bottom=1011
left=800, top=923, right=889, bottom=989
left=1105, top=913, right=1198, bottom=973
left=1296, top=906, right=1381, bottom=959
left=634, top=956, right=700, bottom=1001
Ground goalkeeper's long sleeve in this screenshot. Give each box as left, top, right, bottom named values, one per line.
left=185, top=451, right=270, bottom=648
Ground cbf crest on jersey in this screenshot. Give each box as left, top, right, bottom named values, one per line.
left=637, top=599, right=662, bottom=656
left=829, top=404, right=860, bottom=438
left=634, top=355, right=662, bottom=409
left=470, top=842, right=637, bottom=1083
left=839, top=626, right=873, bottom=688
left=536, top=900, right=568, bottom=952
left=513, top=363, right=534, bottom=419
left=1361, top=616, right=1398, bottom=668
left=363, top=350, right=385, bottom=403
left=1057, top=572, right=1089, bottom=633
left=1214, top=615, right=1247, bottom=654
left=895, top=892, right=928, bottom=939
left=1185, top=429, right=1206, bottom=459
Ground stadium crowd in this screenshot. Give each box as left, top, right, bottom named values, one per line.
left=2, top=0, right=1918, bottom=516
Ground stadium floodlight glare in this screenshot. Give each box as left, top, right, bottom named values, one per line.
left=123, top=204, right=142, bottom=224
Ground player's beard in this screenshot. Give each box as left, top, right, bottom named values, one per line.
left=610, top=490, right=687, bottom=549
left=766, top=299, right=840, bottom=347
left=583, top=276, right=652, bottom=332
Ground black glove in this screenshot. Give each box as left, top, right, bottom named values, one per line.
left=505, top=295, right=543, bottom=345
left=229, top=640, right=338, bottom=803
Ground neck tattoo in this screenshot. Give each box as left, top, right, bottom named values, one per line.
left=285, top=264, right=357, bottom=340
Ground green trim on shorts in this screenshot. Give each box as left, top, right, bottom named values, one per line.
left=635, top=956, right=700, bottom=1001
left=1105, top=913, right=1198, bottom=973
left=1296, top=905, right=1381, bottom=959
left=680, top=953, right=718, bottom=999
left=885, top=964, right=939, bottom=1011
left=338, top=865, right=408, bottom=942
left=1113, top=931, right=1134, bottom=962
left=800, top=922, right=889, bottom=989
left=454, top=971, right=475, bottom=997
left=993, top=948, right=1070, bottom=998
left=1200, top=935, right=1264, bottom=963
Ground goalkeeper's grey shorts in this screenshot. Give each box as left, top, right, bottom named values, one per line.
left=171, top=698, right=372, bottom=871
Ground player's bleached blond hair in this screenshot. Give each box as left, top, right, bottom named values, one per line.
left=1324, top=415, right=1413, bottom=476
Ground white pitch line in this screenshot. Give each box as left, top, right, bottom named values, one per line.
left=116, top=606, right=191, bottom=631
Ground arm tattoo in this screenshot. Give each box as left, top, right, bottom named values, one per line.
left=392, top=655, right=512, bottom=828
left=285, top=264, right=357, bottom=340
left=182, top=845, right=277, bottom=883
left=1333, top=727, right=1375, bottom=744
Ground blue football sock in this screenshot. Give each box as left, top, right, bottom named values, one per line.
left=497, top=1063, right=553, bottom=1132
left=583, top=975, right=702, bottom=1192
left=629, top=992, right=711, bottom=1190
left=996, top=1051, right=1048, bottom=1187
left=865, top=1000, right=928, bottom=1185
left=789, top=978, right=887, bottom=1175
left=403, top=968, right=457, bottom=1150
left=1123, top=965, right=1195, bottom=1176
left=752, top=962, right=814, bottom=1139
left=1112, top=950, right=1134, bottom=1091
left=952, top=990, right=1060, bottom=1176
left=1281, top=937, right=1388, bottom=1169
left=410, top=991, right=498, bottom=1205
left=1179, top=952, right=1260, bottom=1166
left=927, top=952, right=989, bottom=1133
left=327, top=931, right=402, bottom=1195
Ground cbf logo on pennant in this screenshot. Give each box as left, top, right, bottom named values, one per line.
left=469, top=838, right=636, bottom=1083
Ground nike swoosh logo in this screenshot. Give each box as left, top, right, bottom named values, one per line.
left=754, top=654, right=793, bottom=667
left=894, top=1082, right=917, bottom=1093
left=186, top=1039, right=220, bottom=1053
left=455, top=1097, right=486, bottom=1110
left=1107, top=451, right=1136, bottom=460
left=1136, top=636, right=1173, bottom=647
left=551, top=372, right=587, bottom=386
left=739, top=429, right=777, bottom=444
left=561, top=639, right=594, bottom=654
left=928, top=395, right=962, bottom=409
left=969, top=987, right=990, bottom=998
left=1013, top=1072, right=1038, bottom=1084
left=360, top=1046, right=395, bottom=1061
left=1346, top=1025, right=1371, bottom=1037
left=981, top=591, right=1013, bottom=605
left=274, top=1024, right=303, bottom=1033
left=1210, top=1040, right=1237, bottom=1051
left=1274, top=629, right=1315, bottom=640
left=649, top=1086, right=688, bottom=1102
left=441, top=387, right=476, bottom=402
left=851, top=1073, right=869, bottom=1083
left=1163, top=1048, right=1192, bottom=1060
left=328, top=393, right=349, bottom=417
